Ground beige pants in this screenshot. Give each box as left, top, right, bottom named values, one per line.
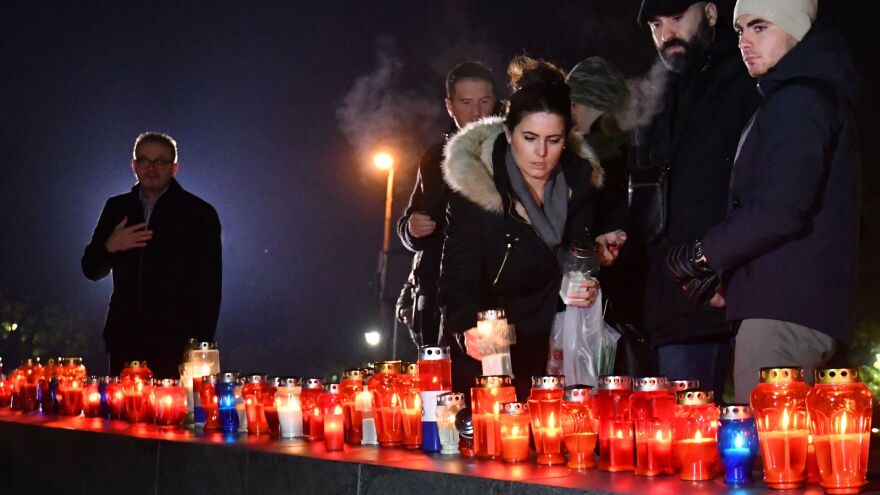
left=733, top=318, right=836, bottom=404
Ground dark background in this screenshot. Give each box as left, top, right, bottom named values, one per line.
left=1, top=1, right=877, bottom=379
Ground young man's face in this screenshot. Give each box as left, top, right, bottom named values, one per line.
left=647, top=2, right=717, bottom=73
left=446, top=79, right=496, bottom=129
left=131, top=141, right=178, bottom=192
left=735, top=14, right=798, bottom=78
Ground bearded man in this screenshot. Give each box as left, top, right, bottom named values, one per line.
left=628, top=0, right=760, bottom=401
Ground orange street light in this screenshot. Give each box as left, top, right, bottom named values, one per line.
left=373, top=152, right=394, bottom=172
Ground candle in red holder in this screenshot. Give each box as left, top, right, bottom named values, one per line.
left=632, top=376, right=675, bottom=476
left=39, top=358, right=59, bottom=414
left=242, top=374, right=271, bottom=434
left=264, top=377, right=281, bottom=436
left=301, top=377, right=324, bottom=439
left=18, top=358, right=43, bottom=412
left=321, top=383, right=345, bottom=451
left=597, top=375, right=634, bottom=472
left=0, top=374, right=11, bottom=408
left=529, top=375, right=565, bottom=465
left=106, top=376, right=125, bottom=419
left=751, top=366, right=811, bottom=490
left=562, top=385, right=597, bottom=469
left=673, top=389, right=719, bottom=481
left=57, top=375, right=84, bottom=416
left=340, top=369, right=367, bottom=445
left=400, top=362, right=422, bottom=449
left=471, top=375, right=516, bottom=459
left=418, top=346, right=452, bottom=453
left=121, top=361, right=153, bottom=423
left=369, top=361, right=405, bottom=447
left=152, top=379, right=187, bottom=428
left=499, top=402, right=531, bottom=463
left=807, top=368, right=873, bottom=495
left=199, top=374, right=221, bottom=431
left=83, top=377, right=102, bottom=418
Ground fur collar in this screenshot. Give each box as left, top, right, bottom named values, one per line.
left=442, top=116, right=603, bottom=214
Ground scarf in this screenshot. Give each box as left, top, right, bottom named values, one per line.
left=505, top=147, right=568, bottom=249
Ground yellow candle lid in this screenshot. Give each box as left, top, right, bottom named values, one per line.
left=815, top=368, right=861, bottom=385
left=676, top=389, right=714, bottom=406
left=474, top=375, right=513, bottom=388
left=759, top=367, right=805, bottom=384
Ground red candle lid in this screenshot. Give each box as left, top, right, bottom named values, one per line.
left=563, top=384, right=593, bottom=402
left=597, top=375, right=632, bottom=391
left=815, top=368, right=861, bottom=385
left=759, top=367, right=804, bottom=384
left=676, top=389, right=714, bottom=406
left=418, top=346, right=451, bottom=361
left=721, top=404, right=753, bottom=420
left=500, top=402, right=527, bottom=415
left=474, top=375, right=513, bottom=388
left=633, top=376, right=670, bottom=392
left=531, top=375, right=565, bottom=389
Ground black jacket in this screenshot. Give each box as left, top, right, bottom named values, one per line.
left=439, top=117, right=604, bottom=338
left=82, top=179, right=222, bottom=361
left=702, top=26, right=860, bottom=344
left=630, top=35, right=760, bottom=346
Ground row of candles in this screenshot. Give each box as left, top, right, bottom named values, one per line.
left=0, top=347, right=872, bottom=495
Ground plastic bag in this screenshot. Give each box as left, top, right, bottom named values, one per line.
left=547, top=289, right=621, bottom=387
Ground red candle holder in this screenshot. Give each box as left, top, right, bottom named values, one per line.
left=106, top=377, right=125, bottom=420
left=321, top=383, right=345, bottom=451
left=0, top=375, right=11, bottom=408
left=263, top=377, right=281, bottom=436
left=597, top=375, right=634, bottom=472
left=341, top=369, right=367, bottom=445
left=751, top=367, right=811, bottom=490
left=152, top=379, right=187, bottom=428
left=632, top=376, right=675, bottom=476
left=242, top=374, right=272, bottom=435
left=499, top=402, right=531, bottom=463
left=529, top=375, right=565, bottom=465
left=807, top=368, right=873, bottom=495
left=400, top=362, right=422, bottom=449
left=673, top=389, right=719, bottom=481
left=199, top=374, right=221, bottom=431
left=83, top=377, right=102, bottom=418
left=301, top=377, right=324, bottom=440
left=18, top=358, right=43, bottom=412
left=562, top=385, right=597, bottom=469
left=39, top=358, right=59, bottom=414
left=121, top=361, right=153, bottom=423
left=369, top=361, right=404, bottom=447
left=58, top=376, right=85, bottom=416
left=471, top=375, right=516, bottom=459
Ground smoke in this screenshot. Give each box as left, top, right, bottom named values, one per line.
left=335, top=35, right=444, bottom=166
left=618, top=59, right=670, bottom=131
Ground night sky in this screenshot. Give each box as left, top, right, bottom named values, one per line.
left=2, top=1, right=877, bottom=377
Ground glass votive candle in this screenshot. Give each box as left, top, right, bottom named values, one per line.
left=400, top=362, right=422, bottom=449
left=216, top=371, right=240, bottom=433
left=58, top=375, right=85, bottom=416
left=471, top=375, right=516, bottom=459
left=242, top=374, right=271, bottom=435
left=264, top=377, right=281, bottom=436
left=341, top=369, right=367, bottom=445
left=418, top=346, right=452, bottom=453
left=529, top=375, right=565, bottom=465
left=717, top=404, right=759, bottom=485
left=121, top=361, right=153, bottom=423
left=39, top=358, right=59, bottom=414
left=632, top=376, right=675, bottom=476
left=0, top=375, right=11, bottom=408
left=19, top=358, right=43, bottom=412
left=152, top=379, right=188, bottom=428
left=436, top=392, right=465, bottom=455
left=199, top=374, right=220, bottom=431
left=597, top=375, right=634, bottom=472
left=369, top=361, right=404, bottom=447
left=499, top=402, right=531, bottom=463
left=562, top=384, right=598, bottom=469
left=301, top=377, right=325, bottom=440
left=83, top=377, right=103, bottom=418
left=673, top=389, right=719, bottom=481
left=807, top=368, right=873, bottom=495
left=106, top=376, right=125, bottom=420
left=276, top=377, right=303, bottom=439
left=355, top=384, right=378, bottom=445
left=751, top=367, right=810, bottom=490
left=322, top=383, right=345, bottom=451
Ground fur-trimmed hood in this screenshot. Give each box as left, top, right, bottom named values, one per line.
left=442, top=116, right=603, bottom=215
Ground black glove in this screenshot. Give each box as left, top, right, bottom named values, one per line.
left=666, top=240, right=721, bottom=304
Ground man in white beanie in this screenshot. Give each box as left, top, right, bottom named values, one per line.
left=667, top=0, right=861, bottom=403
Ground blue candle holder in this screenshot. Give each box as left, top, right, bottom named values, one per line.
left=717, top=404, right=759, bottom=485
left=98, top=376, right=111, bottom=419
left=216, top=371, right=240, bottom=433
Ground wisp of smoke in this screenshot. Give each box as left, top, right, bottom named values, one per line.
left=618, top=59, right=670, bottom=131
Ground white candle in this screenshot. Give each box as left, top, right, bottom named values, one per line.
left=278, top=399, right=303, bottom=438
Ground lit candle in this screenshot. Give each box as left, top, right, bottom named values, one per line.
left=632, top=377, right=675, bottom=476
left=436, top=392, right=464, bottom=455
left=324, top=404, right=345, bottom=451
left=675, top=431, right=717, bottom=480
left=529, top=375, right=565, bottom=466
left=418, top=346, right=452, bottom=453
left=597, top=375, right=634, bottom=472
left=59, top=377, right=85, bottom=416
left=277, top=395, right=303, bottom=438
left=562, top=385, right=598, bottom=470
left=83, top=378, right=103, bottom=418
left=673, top=389, right=719, bottom=481
left=356, top=387, right=378, bottom=445
left=499, top=402, right=531, bottom=463
left=152, top=379, right=188, bottom=428
left=340, top=369, right=366, bottom=445
left=471, top=375, right=515, bottom=459
left=717, top=404, right=759, bottom=485
left=301, top=377, right=324, bottom=439
left=400, top=363, right=423, bottom=449
left=242, top=374, right=271, bottom=435
left=311, top=407, right=324, bottom=441
left=121, top=361, right=153, bottom=423
left=199, top=374, right=221, bottom=431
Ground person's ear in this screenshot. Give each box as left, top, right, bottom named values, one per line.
left=445, top=98, right=455, bottom=119
left=504, top=128, right=512, bottom=144
left=705, top=2, right=718, bottom=28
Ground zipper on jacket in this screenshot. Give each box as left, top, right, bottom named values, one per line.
left=493, top=233, right=519, bottom=286
left=507, top=192, right=540, bottom=237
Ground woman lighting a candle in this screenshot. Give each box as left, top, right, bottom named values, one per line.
left=439, top=55, right=624, bottom=399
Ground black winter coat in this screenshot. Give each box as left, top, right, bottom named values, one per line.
left=702, top=26, right=860, bottom=344
left=630, top=35, right=760, bottom=346
left=82, top=179, right=222, bottom=364
left=439, top=117, right=604, bottom=338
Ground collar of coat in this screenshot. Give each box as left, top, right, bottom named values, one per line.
left=441, top=116, right=603, bottom=216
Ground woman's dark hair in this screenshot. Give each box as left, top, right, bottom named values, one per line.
left=504, top=55, right=572, bottom=133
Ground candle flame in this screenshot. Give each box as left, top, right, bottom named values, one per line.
left=655, top=429, right=664, bottom=441
left=313, top=407, right=321, bottom=416
left=494, top=402, right=501, bottom=415
left=841, top=411, right=848, bottom=433
left=333, top=405, right=343, bottom=415
left=414, top=395, right=422, bottom=409
left=695, top=430, right=703, bottom=441
left=163, top=395, right=173, bottom=408
left=432, top=376, right=438, bottom=384
left=512, top=425, right=520, bottom=436
left=548, top=412, right=555, bottom=428
left=88, top=392, right=101, bottom=403
left=616, top=429, right=623, bottom=439
left=734, top=434, right=744, bottom=449
left=391, top=393, right=399, bottom=407
left=782, top=408, right=790, bottom=431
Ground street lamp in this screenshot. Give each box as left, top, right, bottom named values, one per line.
left=365, top=331, right=382, bottom=347
left=373, top=150, right=397, bottom=358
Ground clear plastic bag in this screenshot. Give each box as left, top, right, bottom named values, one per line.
left=547, top=289, right=621, bottom=387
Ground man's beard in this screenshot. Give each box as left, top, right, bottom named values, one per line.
left=659, top=15, right=713, bottom=73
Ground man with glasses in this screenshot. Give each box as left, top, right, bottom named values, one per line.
left=82, top=132, right=222, bottom=377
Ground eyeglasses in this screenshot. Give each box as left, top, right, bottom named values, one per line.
left=134, top=157, right=174, bottom=170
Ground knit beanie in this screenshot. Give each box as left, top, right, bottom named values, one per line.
left=733, top=0, right=818, bottom=41
left=566, top=57, right=629, bottom=113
